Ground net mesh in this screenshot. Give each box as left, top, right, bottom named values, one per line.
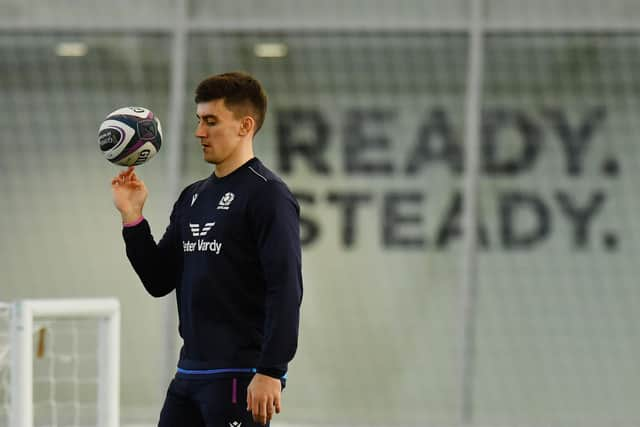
left=2, top=0, right=640, bottom=426
left=183, top=32, right=466, bottom=425
left=0, top=32, right=170, bottom=423
left=472, top=32, right=640, bottom=427
left=0, top=312, right=102, bottom=427
left=31, top=318, right=100, bottom=427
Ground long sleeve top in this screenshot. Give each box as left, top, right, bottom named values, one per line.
left=122, top=158, right=303, bottom=380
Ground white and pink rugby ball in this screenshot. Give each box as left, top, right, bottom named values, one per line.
left=98, top=106, right=162, bottom=166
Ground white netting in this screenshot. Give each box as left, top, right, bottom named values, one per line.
left=471, top=31, right=640, bottom=427
left=0, top=306, right=110, bottom=427
left=182, top=32, right=466, bottom=426
left=0, top=32, right=169, bottom=424
left=2, top=0, right=640, bottom=426
left=31, top=318, right=100, bottom=427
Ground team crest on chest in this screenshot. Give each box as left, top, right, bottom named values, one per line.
left=217, top=192, right=235, bottom=210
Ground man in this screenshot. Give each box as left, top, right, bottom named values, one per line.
left=111, top=72, right=303, bottom=426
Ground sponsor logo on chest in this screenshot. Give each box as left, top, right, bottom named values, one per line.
left=183, top=220, right=223, bottom=254
left=182, top=239, right=222, bottom=254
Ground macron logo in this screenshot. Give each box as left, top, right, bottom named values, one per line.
left=189, top=222, right=215, bottom=237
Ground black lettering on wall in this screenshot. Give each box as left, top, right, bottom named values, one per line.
left=344, top=109, right=395, bottom=175
left=436, top=191, right=490, bottom=249
left=327, top=192, right=373, bottom=248
left=482, top=109, right=542, bottom=175
left=500, top=192, right=551, bottom=249
left=294, top=191, right=320, bottom=247
left=277, top=109, right=331, bottom=174
left=544, top=107, right=606, bottom=176
left=555, top=191, right=606, bottom=249
left=406, top=108, right=462, bottom=175
left=382, top=192, right=425, bottom=248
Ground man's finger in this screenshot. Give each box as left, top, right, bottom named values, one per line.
left=118, top=167, right=132, bottom=178
left=275, top=395, right=281, bottom=414
left=266, top=399, right=275, bottom=423
left=246, top=388, right=252, bottom=411
left=118, top=167, right=135, bottom=181
left=251, top=397, right=259, bottom=422
left=255, top=399, right=267, bottom=426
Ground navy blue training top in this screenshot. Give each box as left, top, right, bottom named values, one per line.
left=122, top=158, right=303, bottom=380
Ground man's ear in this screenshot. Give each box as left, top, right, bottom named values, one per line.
left=239, top=116, right=255, bottom=136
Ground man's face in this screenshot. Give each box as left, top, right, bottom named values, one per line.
left=195, top=99, right=244, bottom=165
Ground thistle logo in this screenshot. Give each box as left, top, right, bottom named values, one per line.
left=217, top=192, right=235, bottom=210
left=189, top=222, right=215, bottom=237
left=191, top=193, right=198, bottom=207
left=229, top=422, right=241, bottom=427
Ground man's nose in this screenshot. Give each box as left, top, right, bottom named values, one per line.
left=195, top=123, right=206, bottom=138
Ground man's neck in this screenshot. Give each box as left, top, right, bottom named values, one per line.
left=214, top=144, right=254, bottom=178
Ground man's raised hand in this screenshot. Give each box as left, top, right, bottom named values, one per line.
left=111, top=166, right=148, bottom=224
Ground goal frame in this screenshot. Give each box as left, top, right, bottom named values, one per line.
left=9, top=298, right=120, bottom=427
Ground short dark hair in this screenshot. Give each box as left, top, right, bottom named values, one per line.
left=194, top=71, right=267, bottom=135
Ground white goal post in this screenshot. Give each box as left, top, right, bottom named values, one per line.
left=8, top=298, right=120, bottom=427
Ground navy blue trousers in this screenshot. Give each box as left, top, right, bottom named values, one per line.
left=158, top=376, right=269, bottom=427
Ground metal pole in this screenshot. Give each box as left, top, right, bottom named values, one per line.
left=10, top=301, right=33, bottom=427
left=162, top=0, right=188, bottom=395
left=3, top=19, right=640, bottom=33
left=97, top=302, right=120, bottom=427
left=460, top=0, right=485, bottom=425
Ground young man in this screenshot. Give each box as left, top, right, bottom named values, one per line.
left=111, top=72, right=303, bottom=426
